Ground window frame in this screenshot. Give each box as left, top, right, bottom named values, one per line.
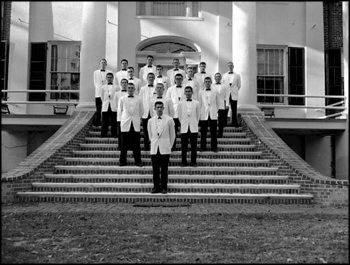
left=46, top=41, right=81, bottom=101
left=257, top=45, right=288, bottom=104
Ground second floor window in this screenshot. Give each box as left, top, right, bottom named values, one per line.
left=137, top=2, right=199, bottom=17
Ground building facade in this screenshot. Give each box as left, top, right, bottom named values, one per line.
left=1, top=2, right=348, bottom=179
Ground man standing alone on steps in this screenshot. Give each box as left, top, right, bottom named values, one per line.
left=147, top=101, right=176, bottom=194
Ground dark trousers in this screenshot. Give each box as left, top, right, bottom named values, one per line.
left=229, top=96, right=239, bottom=127
left=117, top=121, right=121, bottom=149
left=200, top=117, right=217, bottom=150
left=101, top=105, right=117, bottom=138
left=181, top=128, right=198, bottom=164
left=218, top=108, right=229, bottom=137
left=151, top=149, right=170, bottom=191
left=119, top=123, right=141, bottom=165
left=94, top=97, right=102, bottom=126
left=142, top=112, right=151, bottom=150
left=172, top=118, right=181, bottom=150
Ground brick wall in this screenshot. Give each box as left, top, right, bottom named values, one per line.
left=1, top=110, right=95, bottom=203
left=240, top=111, right=348, bottom=207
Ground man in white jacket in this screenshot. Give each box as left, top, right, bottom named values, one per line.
left=147, top=101, right=175, bottom=194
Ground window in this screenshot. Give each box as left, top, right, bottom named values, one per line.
left=29, top=43, right=47, bottom=101
left=48, top=41, right=80, bottom=100
left=257, top=46, right=286, bottom=103
left=288, top=47, right=304, bottom=105
left=137, top=2, right=200, bottom=18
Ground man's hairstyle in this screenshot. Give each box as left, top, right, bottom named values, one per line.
left=184, top=86, right=193, bottom=92
left=156, top=65, right=163, bottom=69
left=215, top=72, right=222, bottom=77
left=156, top=83, right=164, bottom=88
left=127, top=66, right=134, bottom=71
left=147, top=55, right=154, bottom=60
left=204, top=76, right=212, bottom=81
left=173, top=58, right=180, bottom=62
left=200, top=62, right=206, bottom=66
left=106, top=72, right=114, bottom=78
left=100, top=58, right=107, bottom=63
left=227, top=62, right=234, bottom=66
left=147, top=72, right=155, bottom=78
left=120, top=78, right=128, bottom=84
left=121, top=59, right=128, bottom=64
left=154, top=101, right=164, bottom=107
left=174, top=73, right=183, bottom=79
left=127, top=82, right=135, bottom=86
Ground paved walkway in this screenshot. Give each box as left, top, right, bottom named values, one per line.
left=1, top=202, right=348, bottom=215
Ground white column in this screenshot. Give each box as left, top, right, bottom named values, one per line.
left=232, top=2, right=259, bottom=111
left=29, top=2, right=54, bottom=42
left=342, top=1, right=348, bottom=118
left=76, top=2, right=107, bottom=110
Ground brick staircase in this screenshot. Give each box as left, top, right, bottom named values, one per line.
left=17, top=124, right=314, bottom=204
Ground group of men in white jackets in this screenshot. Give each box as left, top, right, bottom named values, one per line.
left=93, top=56, right=241, bottom=194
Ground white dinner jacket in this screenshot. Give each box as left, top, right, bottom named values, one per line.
left=139, top=65, right=157, bottom=86
left=139, top=85, right=156, bottom=118
left=113, top=90, right=128, bottom=120
left=114, top=70, right=128, bottom=86
left=93, top=69, right=111, bottom=98
left=117, top=94, right=143, bottom=132
left=147, top=114, right=176, bottom=155
left=183, top=75, right=200, bottom=100
left=165, top=85, right=186, bottom=118
left=194, top=72, right=211, bottom=90
left=150, top=96, right=175, bottom=118
left=101, top=84, right=119, bottom=112
left=198, top=88, right=220, bottom=120
left=167, top=68, right=186, bottom=87
left=212, top=83, right=229, bottom=110
left=222, top=71, right=241, bottom=101
left=178, top=99, right=200, bottom=134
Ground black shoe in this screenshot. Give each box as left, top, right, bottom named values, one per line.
left=136, top=163, right=143, bottom=167
left=119, top=162, right=126, bottom=166
left=181, top=162, right=188, bottom=167
left=161, top=189, right=167, bottom=194
left=213, top=148, right=218, bottom=153
left=117, top=147, right=121, bottom=151
left=144, top=147, right=150, bottom=151
left=199, top=148, right=207, bottom=152
left=151, top=188, right=160, bottom=194
left=190, top=163, right=197, bottom=167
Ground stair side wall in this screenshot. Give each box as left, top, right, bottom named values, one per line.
left=240, top=111, right=348, bottom=207
left=1, top=110, right=94, bottom=203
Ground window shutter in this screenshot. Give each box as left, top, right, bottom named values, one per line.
left=29, top=43, right=47, bottom=101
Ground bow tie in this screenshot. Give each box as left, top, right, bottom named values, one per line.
left=228, top=72, right=233, bottom=74
left=201, top=72, right=206, bottom=74
left=100, top=69, right=105, bottom=72
left=206, top=89, right=211, bottom=91
left=121, top=69, right=127, bottom=71
left=187, top=99, right=192, bottom=101
left=128, top=95, right=134, bottom=98
left=157, top=97, right=162, bottom=99
left=121, top=90, right=127, bottom=92
left=108, top=83, right=113, bottom=85
left=216, top=83, right=221, bottom=85
left=174, top=69, right=179, bottom=71
left=147, top=66, right=152, bottom=68
left=158, top=116, right=162, bottom=119
left=157, top=76, right=162, bottom=78
left=148, top=85, right=154, bottom=87
left=176, top=85, right=182, bottom=88
left=188, top=78, right=192, bottom=81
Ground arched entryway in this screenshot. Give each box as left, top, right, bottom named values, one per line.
left=135, top=36, right=201, bottom=75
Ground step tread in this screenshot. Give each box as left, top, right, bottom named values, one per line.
left=64, top=157, right=270, bottom=162
left=55, top=165, right=279, bottom=170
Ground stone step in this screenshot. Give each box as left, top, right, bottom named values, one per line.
left=16, top=191, right=314, bottom=204
left=84, top=137, right=252, bottom=145
left=44, top=174, right=290, bottom=184
left=88, top=131, right=248, bottom=139
left=79, top=143, right=257, bottom=152
left=63, top=157, right=270, bottom=167
left=31, top=182, right=301, bottom=194
left=72, top=150, right=263, bottom=159
left=54, top=165, right=279, bottom=175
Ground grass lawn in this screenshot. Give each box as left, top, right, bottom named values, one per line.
left=2, top=206, right=348, bottom=263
